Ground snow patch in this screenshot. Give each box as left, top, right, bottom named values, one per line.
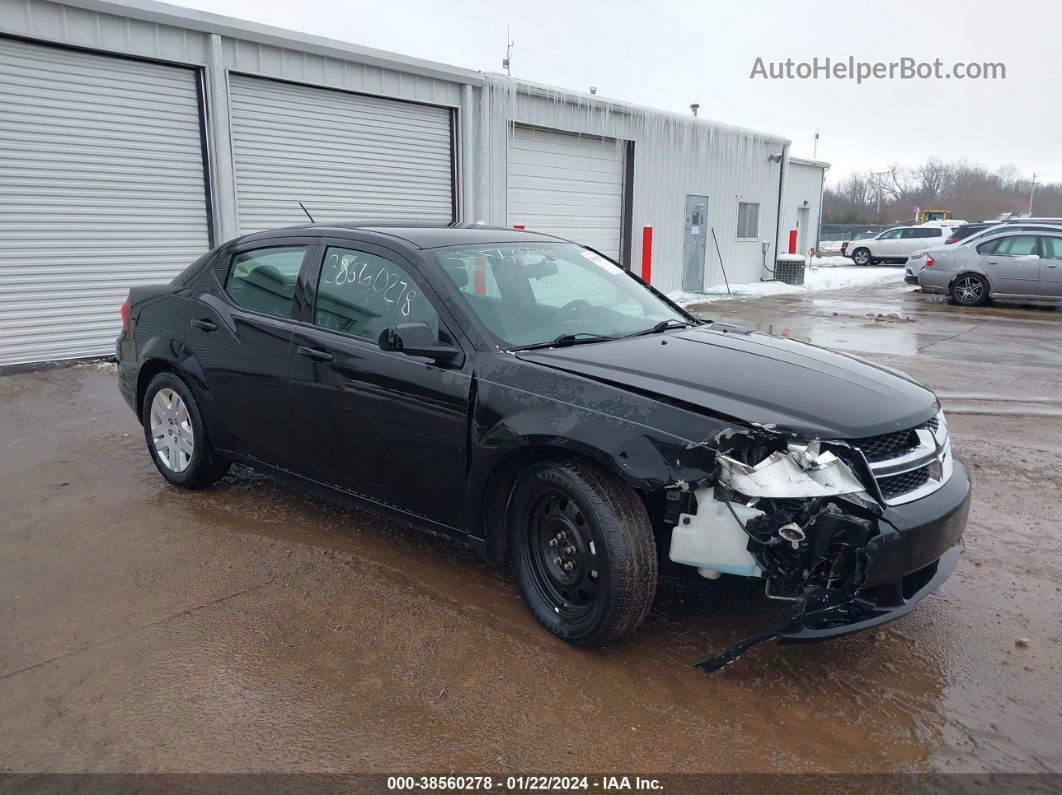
left=668, top=264, right=904, bottom=306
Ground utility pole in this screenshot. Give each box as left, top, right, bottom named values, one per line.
left=870, top=170, right=889, bottom=220
left=1029, top=173, right=1037, bottom=215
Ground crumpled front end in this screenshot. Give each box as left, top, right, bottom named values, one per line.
left=667, top=416, right=970, bottom=672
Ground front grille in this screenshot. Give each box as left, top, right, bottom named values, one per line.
left=854, top=428, right=918, bottom=462
left=877, top=467, right=931, bottom=500
left=853, top=417, right=940, bottom=463
left=850, top=414, right=949, bottom=505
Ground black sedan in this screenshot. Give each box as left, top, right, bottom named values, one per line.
left=117, top=224, right=970, bottom=670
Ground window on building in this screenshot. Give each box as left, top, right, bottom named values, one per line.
left=225, top=246, right=306, bottom=319
left=315, top=247, right=439, bottom=341
left=737, top=202, right=760, bottom=239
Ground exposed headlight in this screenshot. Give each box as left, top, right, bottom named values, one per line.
left=717, top=440, right=866, bottom=499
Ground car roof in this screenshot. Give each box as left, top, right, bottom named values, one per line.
left=237, top=222, right=570, bottom=250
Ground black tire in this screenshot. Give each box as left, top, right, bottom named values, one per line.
left=141, top=371, right=231, bottom=488
left=508, top=458, right=657, bottom=647
left=851, top=247, right=871, bottom=266
left=950, top=273, right=990, bottom=306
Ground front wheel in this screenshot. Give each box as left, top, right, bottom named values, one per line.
left=508, top=458, right=658, bottom=647
left=851, top=247, right=872, bottom=266
left=950, top=273, right=989, bottom=306
left=142, top=372, right=231, bottom=488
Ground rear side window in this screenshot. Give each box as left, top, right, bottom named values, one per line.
left=315, top=247, right=439, bottom=341
left=923, top=228, right=944, bottom=238
left=1040, top=237, right=1062, bottom=258
left=993, top=236, right=1039, bottom=256
left=225, top=246, right=306, bottom=318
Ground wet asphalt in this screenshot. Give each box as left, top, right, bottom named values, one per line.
left=1, top=279, right=1060, bottom=774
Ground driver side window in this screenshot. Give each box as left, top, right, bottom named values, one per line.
left=314, top=247, right=439, bottom=341
left=879, top=229, right=902, bottom=240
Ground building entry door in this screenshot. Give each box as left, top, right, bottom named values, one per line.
left=682, top=195, right=709, bottom=291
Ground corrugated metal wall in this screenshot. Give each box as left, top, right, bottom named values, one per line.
left=0, top=0, right=794, bottom=364
left=228, top=74, right=455, bottom=232
left=781, top=161, right=826, bottom=254
left=0, top=36, right=211, bottom=365
left=480, top=77, right=788, bottom=294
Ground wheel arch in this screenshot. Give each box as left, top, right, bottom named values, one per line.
left=949, top=269, right=994, bottom=301
left=476, top=440, right=659, bottom=565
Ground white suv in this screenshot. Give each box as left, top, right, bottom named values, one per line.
left=841, top=226, right=953, bottom=265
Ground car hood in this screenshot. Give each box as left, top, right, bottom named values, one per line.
left=516, top=324, right=938, bottom=439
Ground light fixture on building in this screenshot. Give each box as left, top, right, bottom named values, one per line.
left=590, top=86, right=597, bottom=95
left=690, top=103, right=700, bottom=117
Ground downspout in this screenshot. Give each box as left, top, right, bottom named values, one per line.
left=477, top=80, right=491, bottom=223
left=770, top=142, right=790, bottom=280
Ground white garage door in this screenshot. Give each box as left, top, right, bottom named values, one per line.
left=229, top=75, right=455, bottom=233
left=506, top=126, right=625, bottom=259
left=0, top=39, right=211, bottom=366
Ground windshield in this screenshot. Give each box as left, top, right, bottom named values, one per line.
left=432, top=243, right=688, bottom=348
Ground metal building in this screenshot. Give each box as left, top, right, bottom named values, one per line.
left=0, top=0, right=794, bottom=366
left=780, top=157, right=829, bottom=257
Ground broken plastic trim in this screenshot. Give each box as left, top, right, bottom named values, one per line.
left=690, top=426, right=885, bottom=672
left=716, top=439, right=866, bottom=499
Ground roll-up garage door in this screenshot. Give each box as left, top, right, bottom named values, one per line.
left=0, top=38, right=211, bottom=366
left=228, top=75, right=455, bottom=233
left=506, top=125, right=625, bottom=259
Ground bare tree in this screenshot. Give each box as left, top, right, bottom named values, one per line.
left=823, top=158, right=1062, bottom=224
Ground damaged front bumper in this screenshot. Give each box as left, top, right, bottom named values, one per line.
left=680, top=437, right=971, bottom=671
left=782, top=459, right=970, bottom=642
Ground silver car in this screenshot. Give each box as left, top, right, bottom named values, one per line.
left=914, top=230, right=1062, bottom=306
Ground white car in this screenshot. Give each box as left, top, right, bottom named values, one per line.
left=841, top=225, right=954, bottom=265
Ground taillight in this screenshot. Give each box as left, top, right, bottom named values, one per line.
left=120, top=297, right=131, bottom=333
left=945, top=237, right=957, bottom=244
left=925, top=256, right=935, bottom=268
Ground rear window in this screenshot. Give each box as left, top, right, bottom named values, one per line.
left=225, top=246, right=306, bottom=319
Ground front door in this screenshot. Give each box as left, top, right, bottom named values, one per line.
left=979, top=234, right=1040, bottom=295
left=289, top=240, right=472, bottom=528
left=187, top=241, right=314, bottom=469
left=682, top=195, right=709, bottom=291
left=1037, top=236, right=1062, bottom=297
left=797, top=206, right=810, bottom=255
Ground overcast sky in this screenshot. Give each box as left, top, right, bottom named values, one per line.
left=176, top=0, right=1062, bottom=186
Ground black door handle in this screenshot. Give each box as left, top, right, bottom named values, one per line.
left=296, top=345, right=334, bottom=362
left=191, top=318, right=217, bottom=332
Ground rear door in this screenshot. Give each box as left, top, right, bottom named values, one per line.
left=1037, top=236, right=1062, bottom=297
left=186, top=238, right=316, bottom=468
left=977, top=235, right=1040, bottom=295
left=290, top=238, right=473, bottom=528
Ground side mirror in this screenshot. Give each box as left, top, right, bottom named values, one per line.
left=378, top=322, right=460, bottom=364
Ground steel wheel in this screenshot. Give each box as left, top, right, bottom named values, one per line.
left=952, top=275, right=987, bottom=306
left=525, top=489, right=600, bottom=619
left=149, top=387, right=194, bottom=473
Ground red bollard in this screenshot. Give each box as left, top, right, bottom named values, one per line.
left=474, top=255, right=486, bottom=296
left=788, top=229, right=798, bottom=254
left=641, top=226, right=653, bottom=284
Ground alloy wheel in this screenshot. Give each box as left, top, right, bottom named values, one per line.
left=953, top=276, right=985, bottom=305
left=526, top=490, right=600, bottom=619
left=149, top=388, right=194, bottom=472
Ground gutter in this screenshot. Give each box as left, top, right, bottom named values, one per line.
left=61, top=0, right=486, bottom=85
